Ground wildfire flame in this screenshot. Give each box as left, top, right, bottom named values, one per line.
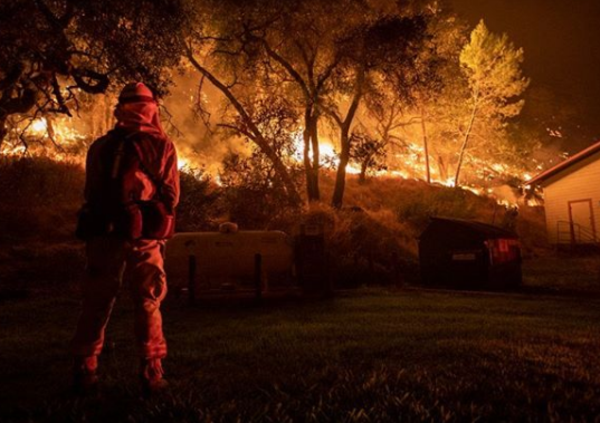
left=29, top=118, right=48, bottom=135
left=178, top=156, right=191, bottom=170
left=0, top=117, right=88, bottom=165
left=290, top=130, right=362, bottom=175
left=1, top=117, right=536, bottom=206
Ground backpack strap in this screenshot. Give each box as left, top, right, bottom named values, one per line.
left=126, top=132, right=166, bottom=203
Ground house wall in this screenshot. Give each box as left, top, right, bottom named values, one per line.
left=543, top=152, right=600, bottom=244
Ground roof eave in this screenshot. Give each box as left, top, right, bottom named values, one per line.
left=526, top=139, right=600, bottom=186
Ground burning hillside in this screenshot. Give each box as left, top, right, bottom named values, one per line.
left=0, top=102, right=548, bottom=209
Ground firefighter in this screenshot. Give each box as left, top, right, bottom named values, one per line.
left=71, top=82, right=179, bottom=395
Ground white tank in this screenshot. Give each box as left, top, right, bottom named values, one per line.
left=164, top=228, right=295, bottom=294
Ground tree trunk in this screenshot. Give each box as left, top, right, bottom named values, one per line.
left=419, top=106, right=431, bottom=184
left=331, top=67, right=365, bottom=209
left=359, top=160, right=368, bottom=184
left=310, top=115, right=320, bottom=199
left=454, top=93, right=478, bottom=187
left=303, top=109, right=320, bottom=201
left=437, top=155, right=448, bottom=181
left=332, top=130, right=351, bottom=209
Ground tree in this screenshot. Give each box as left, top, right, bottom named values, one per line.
left=332, top=6, right=461, bottom=189
left=184, top=0, right=303, bottom=205
left=231, top=0, right=382, bottom=203
left=349, top=129, right=387, bottom=183
left=408, top=10, right=467, bottom=184
left=327, top=14, right=428, bottom=208
left=0, top=0, right=190, bottom=148
left=454, top=20, right=529, bottom=186
left=185, top=0, right=429, bottom=208
left=249, top=0, right=360, bottom=203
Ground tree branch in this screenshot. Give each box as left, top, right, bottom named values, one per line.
left=260, top=39, right=311, bottom=101
left=72, top=68, right=109, bottom=94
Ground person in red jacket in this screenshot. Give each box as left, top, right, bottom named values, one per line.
left=71, top=82, right=179, bottom=395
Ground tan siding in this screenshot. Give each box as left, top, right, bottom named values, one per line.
left=543, top=153, right=600, bottom=244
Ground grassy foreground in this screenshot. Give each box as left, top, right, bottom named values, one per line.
left=1, top=287, right=599, bottom=422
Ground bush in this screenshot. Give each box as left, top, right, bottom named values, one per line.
left=176, top=170, right=224, bottom=232
left=395, top=185, right=488, bottom=231
left=0, top=156, right=84, bottom=242
left=0, top=156, right=84, bottom=207
left=301, top=203, right=419, bottom=288
left=0, top=156, right=86, bottom=287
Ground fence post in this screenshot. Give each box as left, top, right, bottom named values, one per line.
left=254, top=253, right=262, bottom=301
left=188, top=255, right=196, bottom=306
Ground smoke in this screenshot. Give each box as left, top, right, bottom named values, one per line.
left=162, top=72, right=252, bottom=176
left=489, top=184, right=519, bottom=205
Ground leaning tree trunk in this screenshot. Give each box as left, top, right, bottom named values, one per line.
left=419, top=106, right=431, bottom=184
left=454, top=93, right=479, bottom=187
left=187, top=52, right=302, bottom=205
left=332, top=130, right=351, bottom=209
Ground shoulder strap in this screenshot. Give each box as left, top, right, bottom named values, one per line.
left=109, top=130, right=137, bottom=180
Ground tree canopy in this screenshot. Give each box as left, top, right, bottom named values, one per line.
left=0, top=0, right=190, bottom=144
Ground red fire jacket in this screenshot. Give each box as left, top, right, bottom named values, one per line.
left=84, top=129, right=180, bottom=213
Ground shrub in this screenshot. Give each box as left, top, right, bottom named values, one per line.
left=0, top=156, right=86, bottom=287
left=301, top=203, right=419, bottom=288
left=0, top=156, right=84, bottom=208
left=176, top=170, right=224, bottom=232
left=395, top=185, right=484, bottom=230
left=0, top=156, right=84, bottom=242
left=218, top=151, right=303, bottom=230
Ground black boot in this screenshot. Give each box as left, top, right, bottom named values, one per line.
left=140, top=358, right=168, bottom=397
left=73, top=356, right=99, bottom=395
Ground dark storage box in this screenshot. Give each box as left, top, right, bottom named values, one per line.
left=419, top=217, right=522, bottom=289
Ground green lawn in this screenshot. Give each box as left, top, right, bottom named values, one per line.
left=1, top=287, right=599, bottom=422
left=523, top=255, right=600, bottom=293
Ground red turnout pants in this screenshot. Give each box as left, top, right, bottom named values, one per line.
left=71, top=236, right=168, bottom=359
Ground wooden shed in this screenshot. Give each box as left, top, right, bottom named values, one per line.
left=528, top=140, right=600, bottom=245
left=419, top=217, right=522, bottom=289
